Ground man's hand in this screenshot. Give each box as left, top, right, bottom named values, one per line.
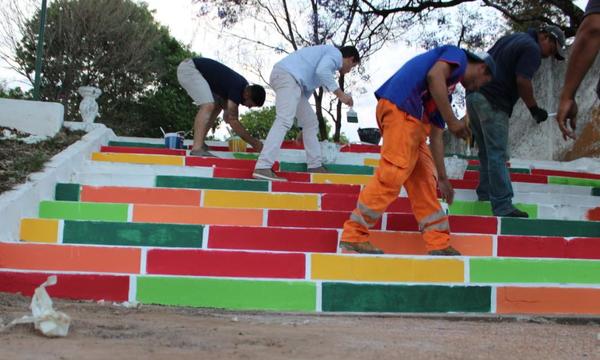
left=556, top=98, right=578, bottom=140
left=438, top=177, right=455, bottom=205
left=446, top=118, right=470, bottom=140
left=338, top=93, right=354, bottom=107
left=529, top=106, right=548, bottom=124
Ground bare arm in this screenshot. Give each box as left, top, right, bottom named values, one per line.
left=224, top=100, right=263, bottom=151
left=426, top=61, right=468, bottom=140
left=333, top=88, right=353, bottom=106
left=429, top=126, right=454, bottom=205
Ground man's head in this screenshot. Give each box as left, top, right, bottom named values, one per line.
left=339, top=46, right=360, bottom=75
left=242, top=84, right=266, bottom=108
left=462, top=51, right=496, bottom=91
left=538, top=25, right=566, bottom=60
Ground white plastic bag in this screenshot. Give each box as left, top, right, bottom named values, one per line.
left=1, top=276, right=71, bottom=337
left=444, top=155, right=469, bottom=180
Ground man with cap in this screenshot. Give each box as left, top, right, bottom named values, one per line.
left=339, top=45, right=495, bottom=256
left=557, top=0, right=600, bottom=140
left=466, top=25, right=565, bottom=218
left=177, top=57, right=266, bottom=157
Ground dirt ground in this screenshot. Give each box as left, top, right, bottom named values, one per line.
left=1, top=293, right=599, bottom=360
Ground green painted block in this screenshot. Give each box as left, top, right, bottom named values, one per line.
left=233, top=153, right=259, bottom=160
left=156, top=176, right=268, bottom=192
left=137, top=276, right=316, bottom=311
left=63, top=221, right=203, bottom=248
left=593, top=187, right=600, bottom=196
left=39, top=201, right=129, bottom=222
left=470, top=258, right=600, bottom=284
left=449, top=201, right=537, bottom=218
left=108, top=141, right=166, bottom=148
left=55, top=183, right=81, bottom=201
left=501, top=218, right=600, bottom=237
left=322, top=283, right=491, bottom=313
left=548, top=176, right=600, bottom=188
left=279, top=162, right=374, bottom=175
left=467, top=165, right=530, bottom=174
left=280, top=162, right=308, bottom=172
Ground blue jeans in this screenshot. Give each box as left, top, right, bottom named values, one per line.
left=466, top=92, right=515, bottom=216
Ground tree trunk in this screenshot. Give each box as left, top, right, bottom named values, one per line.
left=314, top=87, right=328, bottom=140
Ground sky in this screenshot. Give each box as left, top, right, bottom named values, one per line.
left=0, top=0, right=589, bottom=141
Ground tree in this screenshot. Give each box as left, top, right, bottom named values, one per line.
left=239, top=106, right=301, bottom=140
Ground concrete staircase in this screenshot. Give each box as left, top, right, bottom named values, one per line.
left=2, top=139, right=600, bottom=315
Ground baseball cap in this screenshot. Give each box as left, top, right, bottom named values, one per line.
left=465, top=50, right=497, bottom=78
left=540, top=24, right=566, bottom=60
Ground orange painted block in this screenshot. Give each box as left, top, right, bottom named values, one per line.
left=364, top=231, right=493, bottom=256
left=497, top=287, right=600, bottom=315
left=133, top=204, right=263, bottom=226
left=81, top=186, right=201, bottom=206
left=0, top=242, right=140, bottom=273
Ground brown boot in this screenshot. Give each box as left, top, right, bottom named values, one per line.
left=428, top=246, right=461, bottom=256
left=339, top=241, right=384, bottom=254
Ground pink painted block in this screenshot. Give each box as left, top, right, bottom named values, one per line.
left=267, top=209, right=382, bottom=229
left=100, top=146, right=186, bottom=156
left=0, top=271, right=129, bottom=301
left=208, top=226, right=338, bottom=253
left=497, top=235, right=567, bottom=258
left=145, top=249, right=306, bottom=279
left=272, top=182, right=360, bottom=195
left=321, top=194, right=412, bottom=212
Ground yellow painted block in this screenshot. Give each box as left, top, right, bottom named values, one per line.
left=312, top=173, right=373, bottom=185
left=20, top=218, right=59, bottom=243
left=91, top=152, right=184, bottom=166
left=363, top=158, right=380, bottom=167
left=311, top=253, right=464, bottom=283
left=203, top=190, right=319, bottom=210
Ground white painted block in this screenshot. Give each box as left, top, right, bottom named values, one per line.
left=0, top=98, right=64, bottom=137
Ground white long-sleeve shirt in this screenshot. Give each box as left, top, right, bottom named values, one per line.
left=274, top=45, right=342, bottom=98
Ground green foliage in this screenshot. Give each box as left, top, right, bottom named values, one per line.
left=0, top=85, right=30, bottom=100
left=239, top=106, right=301, bottom=141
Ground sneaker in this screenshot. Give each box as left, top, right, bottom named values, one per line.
left=252, top=168, right=287, bottom=182
left=339, top=241, right=384, bottom=254
left=502, top=208, right=529, bottom=218
left=307, top=166, right=328, bottom=173
left=428, top=246, right=461, bottom=256
left=190, top=149, right=217, bottom=157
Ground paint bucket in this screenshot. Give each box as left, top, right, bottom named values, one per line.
left=228, top=136, right=247, bottom=152
left=164, top=132, right=184, bottom=149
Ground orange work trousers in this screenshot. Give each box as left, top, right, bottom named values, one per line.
left=341, top=99, right=450, bottom=251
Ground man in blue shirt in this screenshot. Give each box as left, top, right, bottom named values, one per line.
left=252, top=45, right=359, bottom=181
left=466, top=25, right=566, bottom=218
left=177, top=57, right=266, bottom=156
left=340, top=46, right=495, bottom=256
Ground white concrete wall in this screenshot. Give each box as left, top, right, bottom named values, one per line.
left=0, top=98, right=64, bottom=137
left=0, top=122, right=114, bottom=242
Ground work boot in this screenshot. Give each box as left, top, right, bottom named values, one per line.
left=190, top=149, right=217, bottom=157
left=428, top=246, right=461, bottom=256
left=339, top=241, right=384, bottom=254
left=307, top=166, right=328, bottom=173
left=252, top=168, right=287, bottom=182
left=502, top=208, right=529, bottom=218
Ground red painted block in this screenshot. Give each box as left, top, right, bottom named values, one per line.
left=208, top=225, right=338, bottom=253
left=101, top=146, right=186, bottom=156
left=272, top=182, right=360, bottom=195
left=321, top=194, right=412, bottom=212
left=281, top=140, right=305, bottom=149
left=339, top=144, right=381, bottom=153
left=463, top=171, right=547, bottom=184
left=207, top=145, right=230, bottom=151
left=497, top=235, right=567, bottom=258
left=0, top=271, right=129, bottom=301
left=567, top=237, right=600, bottom=259
left=146, top=249, right=305, bottom=279
left=185, top=157, right=258, bottom=170
left=267, top=209, right=383, bottom=229
left=213, top=167, right=254, bottom=179
left=386, top=214, right=497, bottom=234
left=448, top=179, right=478, bottom=189
left=531, top=169, right=600, bottom=180
left=278, top=171, right=311, bottom=182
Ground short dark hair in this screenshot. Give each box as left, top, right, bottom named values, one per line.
left=247, top=84, right=266, bottom=106
left=340, top=46, right=360, bottom=63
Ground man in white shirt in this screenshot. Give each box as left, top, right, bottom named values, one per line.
left=252, top=45, right=360, bottom=181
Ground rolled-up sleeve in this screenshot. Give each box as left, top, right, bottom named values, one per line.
left=315, top=52, right=341, bottom=92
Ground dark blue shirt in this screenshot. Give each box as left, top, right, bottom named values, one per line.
left=375, top=45, right=467, bottom=129
left=192, top=58, right=248, bottom=105
left=479, top=30, right=542, bottom=116
left=586, top=0, right=600, bottom=15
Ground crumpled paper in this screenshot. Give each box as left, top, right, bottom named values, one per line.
left=1, top=276, right=71, bottom=337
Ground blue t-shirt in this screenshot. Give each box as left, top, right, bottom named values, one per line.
left=192, top=58, right=249, bottom=105
left=586, top=0, right=600, bottom=15
left=374, top=45, right=467, bottom=129
left=479, top=30, right=541, bottom=116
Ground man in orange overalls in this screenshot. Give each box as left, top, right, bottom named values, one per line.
left=340, top=46, right=496, bottom=256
